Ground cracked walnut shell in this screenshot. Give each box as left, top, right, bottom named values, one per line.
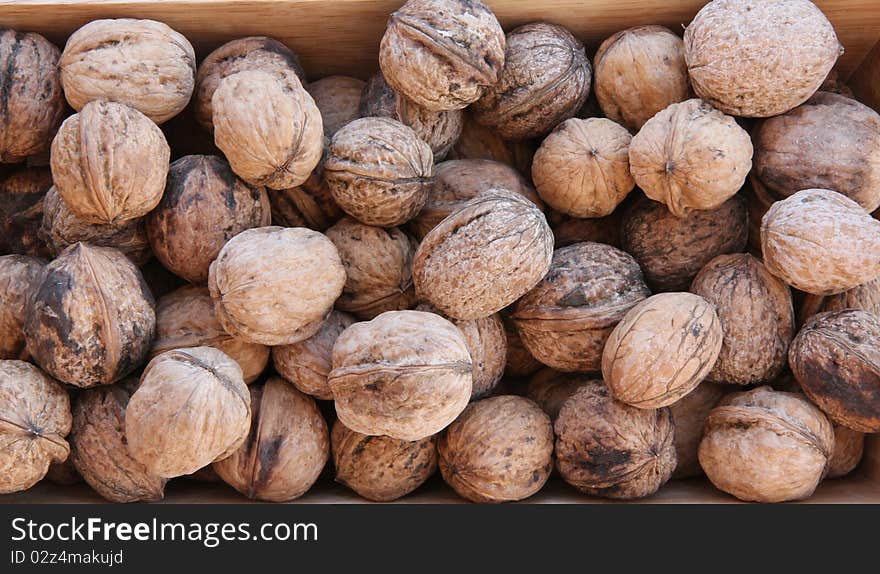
left=0, top=255, right=44, bottom=360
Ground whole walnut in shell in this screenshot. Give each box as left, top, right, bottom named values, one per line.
left=213, top=376, right=329, bottom=502
left=59, top=19, right=196, bottom=123
left=447, top=112, right=535, bottom=176
left=502, top=315, right=543, bottom=378
left=629, top=99, right=753, bottom=217
left=526, top=370, right=591, bottom=420
left=438, top=395, right=553, bottom=503
left=0, top=360, right=71, bottom=494
left=379, top=0, right=506, bottom=111
left=24, top=243, right=156, bottom=388
left=413, top=189, right=554, bottom=320
left=683, top=0, right=842, bottom=117
left=602, top=292, right=723, bottom=409
left=555, top=380, right=675, bottom=499
left=208, top=226, right=346, bottom=346
left=0, top=255, right=44, bottom=360
left=0, top=167, right=53, bottom=257
left=512, top=242, right=650, bottom=373
left=699, top=386, right=833, bottom=502
left=308, top=76, right=365, bottom=137
left=147, top=155, right=271, bottom=283
left=827, top=424, right=864, bottom=479
left=799, top=276, right=880, bottom=328
left=328, top=310, right=472, bottom=441
left=126, top=347, right=251, bottom=478
left=269, top=155, right=344, bottom=231
left=593, top=26, right=689, bottom=132
left=669, top=381, right=726, bottom=479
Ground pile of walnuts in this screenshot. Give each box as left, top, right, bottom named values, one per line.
left=0, top=0, right=876, bottom=504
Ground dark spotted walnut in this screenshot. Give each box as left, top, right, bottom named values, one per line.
left=670, top=381, right=726, bottom=479
left=0, top=255, right=45, bottom=360
left=526, top=370, right=592, bottom=421
left=308, top=76, right=365, bottom=138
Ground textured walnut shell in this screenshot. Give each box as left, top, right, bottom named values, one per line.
left=690, top=254, right=794, bottom=385
left=324, top=117, right=434, bottom=227
left=548, top=209, right=621, bottom=248
left=593, top=26, right=689, bottom=132
left=24, top=243, right=156, bottom=388
left=827, top=424, right=864, bottom=479
left=532, top=118, right=634, bottom=218
left=629, top=99, right=753, bottom=217
left=379, top=0, right=505, bottom=112
left=59, top=19, right=195, bottom=124
left=761, top=189, right=880, bottom=295
left=0, top=255, right=44, bottom=360
left=502, top=315, right=543, bottom=378
left=332, top=419, right=437, bottom=502
left=0, top=30, right=65, bottom=162
left=621, top=194, right=748, bottom=292
left=555, top=380, right=675, bottom=500
left=50, top=100, right=171, bottom=225
left=0, top=360, right=71, bottom=494
left=512, top=243, right=650, bottom=373
left=126, top=347, right=251, bottom=478
left=799, top=276, right=880, bottom=328
left=208, top=226, right=345, bottom=345
left=699, top=386, right=833, bottom=502
left=325, top=217, right=417, bottom=319
left=329, top=310, right=472, bottom=441
left=151, top=286, right=269, bottom=384
left=70, top=378, right=166, bottom=503
left=526, top=370, right=592, bottom=421
left=269, top=153, right=344, bottom=231
left=213, top=376, right=328, bottom=502
left=447, top=112, right=535, bottom=176
left=308, top=76, right=364, bottom=137
left=0, top=167, right=53, bottom=258
left=602, top=292, right=723, bottom=409
left=414, top=189, right=554, bottom=320
left=148, top=155, right=271, bottom=283
left=684, top=0, right=841, bottom=117
left=670, top=381, right=726, bottom=479
left=438, top=395, right=553, bottom=503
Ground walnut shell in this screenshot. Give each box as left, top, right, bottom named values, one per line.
left=379, top=0, right=505, bottom=112
left=602, top=292, right=723, bottom=409
left=0, top=255, right=44, bottom=360
left=126, top=347, right=251, bottom=478
left=670, top=381, right=726, bottom=479
left=59, top=19, right=195, bottom=124
left=147, top=155, right=271, bottom=283
left=208, top=226, right=346, bottom=345
left=526, top=369, right=592, bottom=420
left=269, top=153, right=344, bottom=231
left=413, top=189, right=554, bottom=320
left=0, top=167, right=53, bottom=258
left=331, top=419, right=437, bottom=502
left=684, top=0, right=842, bottom=117
left=555, top=380, right=675, bottom=499
left=447, top=111, right=535, bottom=176
left=799, top=276, right=880, bottom=328
left=699, top=386, right=834, bottom=502
left=438, top=395, right=553, bottom=503
left=50, top=100, right=171, bottom=225
left=548, top=209, right=621, bottom=249
left=629, top=99, right=753, bottom=217
left=690, top=253, right=794, bottom=385
left=324, top=117, right=434, bottom=227
left=24, top=243, right=156, bottom=388
left=213, top=376, right=328, bottom=502
left=827, top=424, right=864, bottom=479
left=308, top=76, right=365, bottom=137
left=593, top=26, right=689, bottom=132
left=502, top=314, right=543, bottom=378
left=512, top=243, right=650, bottom=373
left=0, top=360, right=71, bottom=494
left=761, top=188, right=880, bottom=295
left=328, top=310, right=472, bottom=441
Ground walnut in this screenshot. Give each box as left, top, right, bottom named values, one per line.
left=59, top=18, right=196, bottom=124
left=0, top=30, right=64, bottom=162
left=548, top=209, right=621, bottom=249
left=328, top=310, right=472, bottom=441
left=213, top=376, right=328, bottom=502
left=629, top=99, right=753, bottom=217
left=532, top=118, right=634, bottom=218
left=0, top=167, right=53, bottom=256
left=379, top=0, right=505, bottom=111
left=208, top=226, right=345, bottom=345
left=699, top=386, right=834, bottom=502
left=669, top=382, right=726, bottom=479
left=512, top=243, right=650, bottom=373
left=761, top=189, right=880, bottom=295
left=324, top=117, right=434, bottom=227
left=147, top=155, right=271, bottom=283
left=526, top=370, right=591, bottom=420
left=126, top=347, right=251, bottom=478
left=827, top=424, right=864, bottom=479
left=24, top=243, right=156, bottom=388
left=325, top=217, right=417, bottom=319
left=269, top=152, right=344, bottom=231
left=502, top=315, right=543, bottom=378
left=50, top=100, right=171, bottom=225
left=0, top=360, right=71, bottom=494
left=331, top=419, right=437, bottom=502
left=0, top=255, right=44, bottom=360
left=799, top=276, right=880, bottom=328
left=308, top=76, right=364, bottom=137
left=438, top=395, right=553, bottom=503
left=446, top=111, right=535, bottom=176
left=621, top=194, right=748, bottom=292
left=683, top=0, right=842, bottom=117
left=151, top=286, right=269, bottom=384
left=593, top=25, right=689, bottom=132
left=70, top=378, right=166, bottom=503
left=690, top=253, right=794, bottom=385
left=555, top=380, right=675, bottom=499
left=413, top=189, right=554, bottom=320
left=602, top=293, right=723, bottom=409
